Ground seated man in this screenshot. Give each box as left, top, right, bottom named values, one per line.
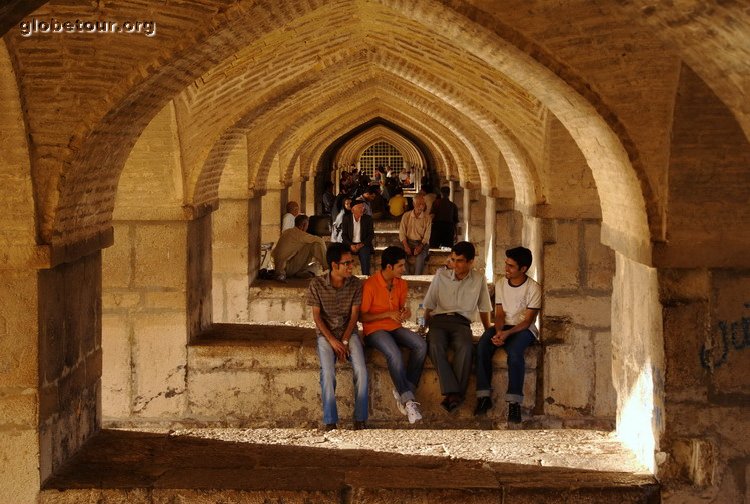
left=307, top=243, right=368, bottom=430
left=475, top=246, right=541, bottom=424
left=271, top=215, right=327, bottom=282
left=282, top=201, right=300, bottom=231
left=423, top=241, right=492, bottom=412
left=341, top=198, right=374, bottom=275
left=399, top=193, right=432, bottom=275
left=388, top=187, right=407, bottom=218
left=361, top=246, right=427, bottom=424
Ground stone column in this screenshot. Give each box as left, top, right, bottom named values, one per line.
left=102, top=210, right=213, bottom=425
left=462, top=185, right=471, bottom=242
left=304, top=177, right=316, bottom=215
left=261, top=187, right=284, bottom=245
left=483, top=195, right=496, bottom=280
left=212, top=198, right=250, bottom=323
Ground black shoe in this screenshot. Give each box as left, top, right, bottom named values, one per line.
left=324, top=423, right=337, bottom=431
left=441, top=394, right=461, bottom=413
left=507, top=402, right=522, bottom=424
left=474, top=397, right=493, bottom=416
left=353, top=421, right=367, bottom=430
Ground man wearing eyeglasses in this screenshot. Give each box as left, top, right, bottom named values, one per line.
left=306, top=243, right=368, bottom=431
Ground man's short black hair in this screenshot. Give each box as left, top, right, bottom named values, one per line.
left=452, top=241, right=475, bottom=261
left=366, top=184, right=380, bottom=194
left=440, top=186, right=450, bottom=196
left=326, top=242, right=349, bottom=269
left=294, top=214, right=309, bottom=228
left=506, top=246, right=533, bottom=271
left=381, top=246, right=407, bottom=269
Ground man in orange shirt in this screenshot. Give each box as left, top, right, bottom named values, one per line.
left=361, top=246, right=427, bottom=423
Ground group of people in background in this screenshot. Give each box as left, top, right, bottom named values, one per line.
left=306, top=241, right=542, bottom=430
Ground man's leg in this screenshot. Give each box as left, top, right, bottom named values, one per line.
left=358, top=246, right=372, bottom=275
left=390, top=327, right=427, bottom=395
left=414, top=244, right=429, bottom=275
left=367, top=330, right=414, bottom=402
left=475, top=327, right=498, bottom=397
left=311, top=237, right=327, bottom=272
left=347, top=333, right=369, bottom=423
left=449, top=321, right=474, bottom=397
left=427, top=318, right=460, bottom=395
left=503, top=329, right=536, bottom=403
left=316, top=336, right=338, bottom=425
left=284, top=243, right=313, bottom=278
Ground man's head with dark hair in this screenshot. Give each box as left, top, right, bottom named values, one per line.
left=326, top=242, right=348, bottom=270
left=381, top=246, right=407, bottom=270
left=294, top=214, right=309, bottom=229
left=506, top=246, right=532, bottom=272
left=440, top=186, right=450, bottom=197
left=452, top=241, right=475, bottom=261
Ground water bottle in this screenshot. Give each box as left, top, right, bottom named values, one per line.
left=416, top=303, right=426, bottom=336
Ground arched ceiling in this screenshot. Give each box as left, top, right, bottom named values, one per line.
left=4, top=0, right=747, bottom=264
left=333, top=125, right=426, bottom=170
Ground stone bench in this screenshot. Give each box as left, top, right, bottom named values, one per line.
left=187, top=323, right=539, bottom=428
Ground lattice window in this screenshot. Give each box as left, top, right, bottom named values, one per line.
left=358, top=141, right=404, bottom=177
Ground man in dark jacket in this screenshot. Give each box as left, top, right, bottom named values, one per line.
left=430, top=186, right=459, bottom=248
left=342, top=198, right=375, bottom=275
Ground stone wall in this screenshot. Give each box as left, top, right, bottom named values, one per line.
left=102, top=221, right=189, bottom=422
left=542, top=219, right=616, bottom=422
left=658, top=268, right=750, bottom=501
left=212, top=199, right=250, bottom=323
left=0, top=270, right=39, bottom=504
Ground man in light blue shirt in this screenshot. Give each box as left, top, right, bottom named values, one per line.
left=423, top=241, right=492, bottom=412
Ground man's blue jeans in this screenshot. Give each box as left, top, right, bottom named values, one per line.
left=366, top=327, right=427, bottom=403
left=316, top=334, right=368, bottom=424
left=476, top=326, right=535, bottom=403
left=355, top=245, right=372, bottom=275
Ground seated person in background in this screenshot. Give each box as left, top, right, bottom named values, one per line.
left=321, top=182, right=335, bottom=217
left=388, top=187, right=407, bottom=218
left=282, top=201, right=300, bottom=231
left=474, top=246, right=541, bottom=424
left=399, top=194, right=432, bottom=275
left=272, top=215, right=327, bottom=282
left=429, top=186, right=458, bottom=248
left=423, top=241, right=492, bottom=412
left=331, top=197, right=352, bottom=243
left=341, top=198, right=374, bottom=275
left=360, top=246, right=426, bottom=424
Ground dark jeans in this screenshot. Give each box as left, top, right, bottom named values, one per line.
left=476, top=326, right=535, bottom=403
left=427, top=314, right=473, bottom=397
left=430, top=222, right=455, bottom=248
left=354, top=245, right=372, bottom=275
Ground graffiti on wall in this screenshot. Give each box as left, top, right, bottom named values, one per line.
left=700, top=303, right=750, bottom=370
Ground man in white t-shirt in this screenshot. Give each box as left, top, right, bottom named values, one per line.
left=474, top=246, right=541, bottom=424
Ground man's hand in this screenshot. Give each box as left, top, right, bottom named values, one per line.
left=400, top=307, right=412, bottom=322
left=403, top=243, right=413, bottom=255
left=330, top=338, right=349, bottom=360
left=414, top=244, right=424, bottom=256
left=491, top=330, right=509, bottom=347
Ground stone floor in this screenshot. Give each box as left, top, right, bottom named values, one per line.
left=41, top=428, right=659, bottom=503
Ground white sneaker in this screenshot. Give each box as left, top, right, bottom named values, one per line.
left=405, top=400, right=422, bottom=424
left=392, top=389, right=407, bottom=415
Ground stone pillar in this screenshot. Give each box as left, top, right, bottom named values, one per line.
left=261, top=188, right=284, bottom=245
left=102, top=211, right=213, bottom=424
left=542, top=219, right=617, bottom=425
left=304, top=178, right=315, bottom=215
left=248, top=194, right=263, bottom=279
left=0, top=269, right=41, bottom=504
left=483, top=195, right=496, bottom=281
left=462, top=186, right=471, bottom=242
left=494, top=199, right=521, bottom=275
left=212, top=198, right=250, bottom=323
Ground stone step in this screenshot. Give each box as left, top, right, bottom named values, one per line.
left=41, top=428, right=659, bottom=503
left=182, top=323, right=539, bottom=428
left=373, top=229, right=400, bottom=247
